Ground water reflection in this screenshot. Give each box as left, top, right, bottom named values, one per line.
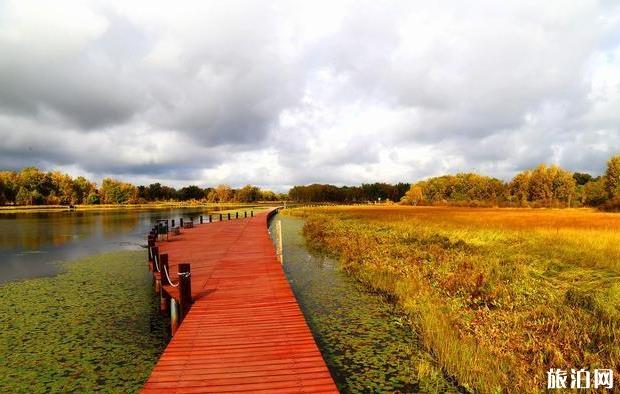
left=0, top=206, right=252, bottom=283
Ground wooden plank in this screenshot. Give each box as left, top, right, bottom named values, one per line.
left=142, top=209, right=338, bottom=393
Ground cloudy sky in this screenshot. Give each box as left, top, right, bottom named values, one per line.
left=1, top=0, right=619, bottom=191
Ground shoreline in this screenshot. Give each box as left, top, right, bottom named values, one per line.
left=0, top=202, right=279, bottom=214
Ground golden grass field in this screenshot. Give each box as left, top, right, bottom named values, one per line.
left=288, top=206, right=620, bottom=393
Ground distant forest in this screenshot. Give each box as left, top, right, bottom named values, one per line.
left=291, top=155, right=620, bottom=209
left=1, top=154, right=618, bottom=209
left=0, top=169, right=285, bottom=205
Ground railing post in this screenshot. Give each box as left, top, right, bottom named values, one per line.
left=244, top=211, right=247, bottom=218
left=227, top=213, right=231, bottom=220
left=171, top=219, right=175, bottom=227
left=170, top=299, right=179, bottom=336
left=200, top=215, right=203, bottom=224
left=219, top=213, right=222, bottom=221
left=178, top=263, right=192, bottom=320
left=277, top=220, right=283, bottom=263
left=251, top=210, right=254, bottom=217
left=236, top=212, right=238, bottom=219
left=209, top=214, right=212, bottom=223
left=151, top=246, right=159, bottom=273
left=159, top=254, right=170, bottom=313
left=147, top=238, right=155, bottom=263
left=180, top=218, right=184, bottom=227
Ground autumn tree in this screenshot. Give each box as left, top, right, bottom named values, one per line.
left=582, top=178, right=607, bottom=206
left=99, top=178, right=138, bottom=204
left=73, top=176, right=95, bottom=204
left=208, top=184, right=233, bottom=203
left=509, top=165, right=575, bottom=206
left=235, top=185, right=260, bottom=202
left=15, top=167, right=53, bottom=205
left=0, top=171, right=18, bottom=204
left=259, top=190, right=278, bottom=201
left=604, top=155, right=620, bottom=198
left=401, top=185, right=423, bottom=205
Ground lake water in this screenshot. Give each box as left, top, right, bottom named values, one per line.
left=0, top=207, right=253, bottom=283
left=1, top=207, right=458, bottom=393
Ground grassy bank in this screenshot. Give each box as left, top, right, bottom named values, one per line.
left=0, top=250, right=168, bottom=393
left=287, top=206, right=620, bottom=393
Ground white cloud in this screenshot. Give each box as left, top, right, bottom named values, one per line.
left=0, top=0, right=618, bottom=191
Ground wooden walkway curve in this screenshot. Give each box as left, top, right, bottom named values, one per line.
left=142, top=209, right=338, bottom=393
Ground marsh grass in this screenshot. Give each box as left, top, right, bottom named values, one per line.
left=0, top=250, right=168, bottom=393
left=288, top=206, right=620, bottom=393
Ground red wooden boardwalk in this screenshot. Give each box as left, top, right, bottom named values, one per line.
left=142, top=209, right=338, bottom=393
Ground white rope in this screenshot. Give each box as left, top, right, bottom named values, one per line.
left=163, top=264, right=180, bottom=287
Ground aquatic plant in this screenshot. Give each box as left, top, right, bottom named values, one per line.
left=0, top=250, right=168, bottom=393
left=275, top=216, right=458, bottom=393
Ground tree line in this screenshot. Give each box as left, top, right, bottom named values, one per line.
left=287, top=155, right=620, bottom=210
left=399, top=155, right=620, bottom=209
left=288, top=182, right=410, bottom=203
left=2, top=154, right=618, bottom=209
left=0, top=167, right=284, bottom=205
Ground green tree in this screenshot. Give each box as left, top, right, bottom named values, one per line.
left=573, top=172, right=593, bottom=186
left=235, top=185, right=260, bottom=202
left=259, top=190, right=277, bottom=201
left=99, top=178, right=138, bottom=204
left=0, top=171, right=18, bottom=204
left=86, top=191, right=101, bottom=204
left=176, top=185, right=205, bottom=201
left=73, top=176, right=95, bottom=204
left=582, top=178, right=608, bottom=206
left=604, top=155, right=620, bottom=198
left=14, top=168, right=53, bottom=205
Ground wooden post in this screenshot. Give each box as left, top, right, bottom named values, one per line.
left=178, top=263, right=192, bottom=320
left=171, top=219, right=175, bottom=227
left=151, top=246, right=159, bottom=273
left=227, top=213, right=231, bottom=220
left=219, top=213, right=222, bottom=221
left=148, top=239, right=155, bottom=263
left=277, top=220, right=283, bottom=263
left=200, top=215, right=203, bottom=224
left=209, top=214, right=212, bottom=223
left=180, top=218, right=184, bottom=227
left=236, top=212, right=239, bottom=219
left=244, top=211, right=247, bottom=218
left=160, top=253, right=169, bottom=313
left=170, top=298, right=179, bottom=336
left=251, top=210, right=254, bottom=217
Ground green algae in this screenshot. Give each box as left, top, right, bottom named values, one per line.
left=0, top=250, right=168, bottom=393
left=272, top=215, right=458, bottom=393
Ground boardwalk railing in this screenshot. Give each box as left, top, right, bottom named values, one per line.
left=147, top=210, right=257, bottom=333
left=142, top=207, right=337, bottom=393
